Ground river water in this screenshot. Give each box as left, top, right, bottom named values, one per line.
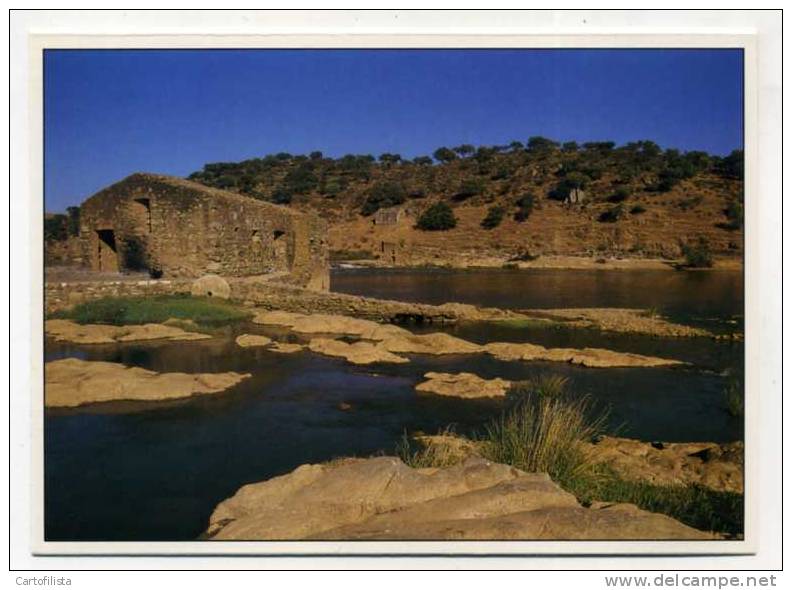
left=44, top=268, right=744, bottom=541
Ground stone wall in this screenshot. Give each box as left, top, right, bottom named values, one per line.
left=45, top=276, right=462, bottom=323
left=45, top=278, right=194, bottom=314
left=74, top=173, right=329, bottom=289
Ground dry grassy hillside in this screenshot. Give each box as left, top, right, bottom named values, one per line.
left=187, top=141, right=744, bottom=266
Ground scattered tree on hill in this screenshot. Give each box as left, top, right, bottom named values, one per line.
left=716, top=149, right=744, bottom=180
left=412, top=156, right=434, bottom=166
left=44, top=214, right=68, bottom=242
left=513, top=193, right=535, bottom=222
left=453, top=144, right=475, bottom=157
left=562, top=141, right=579, bottom=152
left=509, top=141, right=524, bottom=151
left=416, top=202, right=457, bottom=231
left=378, top=153, right=402, bottom=165
left=548, top=172, right=590, bottom=201
left=607, top=186, right=630, bottom=203
left=598, top=204, right=625, bottom=223
left=481, top=205, right=506, bottom=229
left=361, top=181, right=407, bottom=215
left=454, top=178, right=486, bottom=201
left=270, top=187, right=293, bottom=205
left=433, top=147, right=457, bottom=163
left=309, top=151, right=324, bottom=160
left=527, top=136, right=560, bottom=152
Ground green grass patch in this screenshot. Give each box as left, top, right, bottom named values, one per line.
left=560, top=466, right=744, bottom=538
left=52, top=295, right=252, bottom=327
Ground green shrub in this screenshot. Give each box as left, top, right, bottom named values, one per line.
left=607, top=186, right=630, bottom=203
left=362, top=181, right=407, bottom=215
left=720, top=198, right=744, bottom=230
left=433, top=147, right=457, bottom=163
left=513, top=193, right=535, bottom=222
left=270, top=187, right=293, bottom=205
left=481, top=205, right=505, bottom=229
left=416, top=202, right=457, bottom=231
left=598, top=204, right=625, bottom=223
left=454, top=178, right=486, bottom=201
left=681, top=237, right=714, bottom=268
left=44, top=214, right=68, bottom=242
left=630, top=204, right=647, bottom=215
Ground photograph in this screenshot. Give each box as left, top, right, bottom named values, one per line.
left=8, top=9, right=783, bottom=577
left=41, top=45, right=747, bottom=545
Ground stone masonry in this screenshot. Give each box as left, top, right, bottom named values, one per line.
left=74, top=173, right=329, bottom=290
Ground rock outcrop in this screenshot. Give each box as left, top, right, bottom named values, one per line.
left=583, top=436, right=744, bottom=493
left=252, top=312, right=683, bottom=368
left=378, top=332, right=483, bottom=355
left=307, top=338, right=409, bottom=365
left=268, top=342, right=305, bottom=354
left=235, top=334, right=273, bottom=347
left=523, top=308, right=714, bottom=338
left=416, top=372, right=512, bottom=399
left=205, top=456, right=714, bottom=540
left=483, top=341, right=683, bottom=368
left=45, top=319, right=211, bottom=345
left=45, top=358, right=250, bottom=408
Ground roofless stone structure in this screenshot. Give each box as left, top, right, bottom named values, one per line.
left=75, top=173, right=329, bottom=290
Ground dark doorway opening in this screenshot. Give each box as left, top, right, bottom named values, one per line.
left=96, top=229, right=118, bottom=272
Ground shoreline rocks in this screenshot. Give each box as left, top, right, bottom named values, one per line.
left=235, top=334, right=273, bottom=348
left=521, top=308, right=715, bottom=338
left=205, top=456, right=714, bottom=541
left=307, top=338, right=409, bottom=365
left=416, top=372, right=512, bottom=399
left=45, top=319, right=211, bottom=345
left=583, top=436, right=744, bottom=494
left=45, top=358, right=251, bottom=408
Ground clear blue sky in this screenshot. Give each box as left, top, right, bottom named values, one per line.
left=44, top=48, right=743, bottom=212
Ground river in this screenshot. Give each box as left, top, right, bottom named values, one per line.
left=44, top=268, right=744, bottom=541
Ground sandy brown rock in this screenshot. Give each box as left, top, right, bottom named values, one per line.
left=45, top=357, right=250, bottom=408
left=45, top=319, right=211, bottom=344
left=379, top=332, right=483, bottom=355
left=583, top=436, right=744, bottom=493
left=483, top=340, right=682, bottom=368
left=524, top=308, right=714, bottom=338
left=206, top=456, right=713, bottom=540
left=416, top=372, right=512, bottom=399
left=307, top=338, right=409, bottom=365
left=268, top=342, right=305, bottom=354
left=251, top=312, right=682, bottom=367
left=253, top=311, right=410, bottom=340
left=234, top=334, right=273, bottom=348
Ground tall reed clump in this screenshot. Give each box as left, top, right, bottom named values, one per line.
left=480, top=376, right=606, bottom=485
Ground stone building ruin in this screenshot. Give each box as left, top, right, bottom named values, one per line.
left=74, top=173, right=329, bottom=290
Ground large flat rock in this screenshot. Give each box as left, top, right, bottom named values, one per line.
left=416, top=371, right=512, bottom=398
left=45, top=319, right=211, bottom=345
left=307, top=338, right=409, bottom=365
left=45, top=358, right=250, bottom=408
left=205, top=456, right=714, bottom=540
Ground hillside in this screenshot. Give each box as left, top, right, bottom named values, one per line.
left=187, top=139, right=744, bottom=267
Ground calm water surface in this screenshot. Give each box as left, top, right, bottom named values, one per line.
left=44, top=268, right=743, bottom=541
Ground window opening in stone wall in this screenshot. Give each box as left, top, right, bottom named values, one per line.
left=134, top=198, right=152, bottom=232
